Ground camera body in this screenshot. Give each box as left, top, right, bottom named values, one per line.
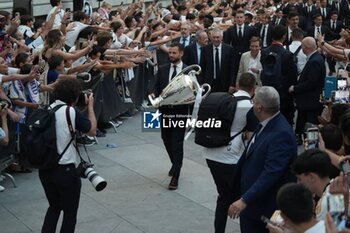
left=0, top=99, right=11, bottom=110
left=76, top=89, right=92, bottom=107
left=77, top=160, right=107, bottom=191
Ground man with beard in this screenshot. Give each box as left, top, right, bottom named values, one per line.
left=150, top=43, right=189, bottom=190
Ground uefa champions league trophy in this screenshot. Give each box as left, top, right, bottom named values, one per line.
left=148, top=65, right=211, bottom=108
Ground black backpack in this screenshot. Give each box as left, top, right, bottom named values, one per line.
left=286, top=44, right=302, bottom=66
left=194, top=92, right=251, bottom=148
left=260, top=48, right=286, bottom=90
left=21, top=105, right=74, bottom=170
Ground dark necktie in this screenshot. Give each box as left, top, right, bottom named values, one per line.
left=238, top=26, right=243, bottom=38
left=333, top=21, right=336, bottom=30
left=308, top=6, right=311, bottom=13
left=182, top=37, right=187, bottom=47
left=171, top=65, right=177, bottom=80
left=215, top=48, right=220, bottom=79
left=275, top=19, right=279, bottom=25
left=317, top=27, right=320, bottom=34
left=261, top=25, right=266, bottom=44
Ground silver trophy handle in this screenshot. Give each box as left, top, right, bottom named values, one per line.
left=148, top=94, right=161, bottom=108
left=201, top=83, right=211, bottom=99
left=176, top=64, right=201, bottom=77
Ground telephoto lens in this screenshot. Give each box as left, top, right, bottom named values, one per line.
left=83, top=167, right=107, bottom=191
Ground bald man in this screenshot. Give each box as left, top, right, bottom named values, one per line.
left=288, top=37, right=326, bottom=139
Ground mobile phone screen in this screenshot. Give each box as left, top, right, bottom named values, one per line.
left=328, top=195, right=347, bottom=231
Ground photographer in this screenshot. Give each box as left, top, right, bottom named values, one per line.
left=39, top=77, right=96, bottom=233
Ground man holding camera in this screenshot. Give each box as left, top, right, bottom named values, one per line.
left=39, top=77, right=96, bottom=233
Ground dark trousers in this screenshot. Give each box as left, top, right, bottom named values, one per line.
left=295, top=108, right=322, bottom=134
left=161, top=125, right=186, bottom=178
left=39, top=164, right=81, bottom=233
left=280, top=97, right=295, bottom=126
left=206, top=159, right=236, bottom=233
left=240, top=215, right=269, bottom=233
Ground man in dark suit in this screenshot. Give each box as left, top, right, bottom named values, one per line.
left=306, top=14, right=334, bottom=40
left=317, top=0, right=332, bottom=21
left=151, top=42, right=189, bottom=190
left=261, top=25, right=298, bottom=126
left=257, top=14, right=274, bottom=48
left=341, top=0, right=350, bottom=26
left=201, top=28, right=235, bottom=93
left=172, top=23, right=195, bottom=48
left=284, top=12, right=306, bottom=45
left=324, top=11, right=342, bottom=75
left=288, top=37, right=326, bottom=143
left=223, top=10, right=257, bottom=77
left=272, top=9, right=286, bottom=26
left=182, top=30, right=208, bottom=66
left=228, top=86, right=297, bottom=233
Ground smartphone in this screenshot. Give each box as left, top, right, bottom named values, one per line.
left=306, top=127, right=318, bottom=146
left=261, top=216, right=280, bottom=227
left=327, top=194, right=347, bottom=231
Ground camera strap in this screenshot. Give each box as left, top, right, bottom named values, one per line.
left=65, top=106, right=92, bottom=164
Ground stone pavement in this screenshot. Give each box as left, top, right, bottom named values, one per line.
left=0, top=111, right=241, bottom=233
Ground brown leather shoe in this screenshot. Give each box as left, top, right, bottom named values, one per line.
left=168, top=177, right=178, bottom=190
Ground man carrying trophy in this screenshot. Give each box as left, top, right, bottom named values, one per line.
left=150, top=42, right=189, bottom=190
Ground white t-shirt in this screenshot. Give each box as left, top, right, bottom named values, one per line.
left=17, top=25, right=34, bottom=39
left=202, top=90, right=253, bottom=164
left=305, top=220, right=326, bottom=233
left=51, top=100, right=78, bottom=165
left=46, top=7, right=65, bottom=30
left=65, top=21, right=89, bottom=48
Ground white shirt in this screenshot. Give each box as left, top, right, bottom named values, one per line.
left=196, top=43, right=202, bottom=64
left=168, top=61, right=183, bottom=82
left=285, top=41, right=307, bottom=74
left=203, top=90, right=253, bottom=164
left=305, top=220, right=326, bottom=233
left=46, top=7, right=65, bottom=30
left=237, top=24, right=244, bottom=37
left=65, top=21, right=89, bottom=48
left=260, top=24, right=268, bottom=47
left=180, top=35, right=191, bottom=47
left=51, top=100, right=78, bottom=165
left=213, top=44, right=222, bottom=79
left=17, top=25, right=34, bottom=39
left=314, top=26, right=322, bottom=39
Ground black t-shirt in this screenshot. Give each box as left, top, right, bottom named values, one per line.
left=75, top=108, right=91, bottom=133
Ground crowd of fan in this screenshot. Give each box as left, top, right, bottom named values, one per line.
left=1, top=0, right=350, bottom=231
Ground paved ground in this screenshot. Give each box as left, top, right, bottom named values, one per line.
left=0, top=110, right=241, bottom=233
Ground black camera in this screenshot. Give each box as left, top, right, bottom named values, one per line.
left=76, top=89, right=92, bottom=107
left=77, top=160, right=107, bottom=191
left=0, top=99, right=11, bottom=110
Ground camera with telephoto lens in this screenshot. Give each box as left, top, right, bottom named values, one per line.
left=76, top=89, right=92, bottom=107
left=77, top=160, right=107, bottom=191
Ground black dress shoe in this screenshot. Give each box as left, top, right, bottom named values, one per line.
left=168, top=177, right=178, bottom=190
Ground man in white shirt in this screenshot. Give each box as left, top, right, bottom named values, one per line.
left=65, top=12, right=90, bottom=51
left=285, top=28, right=307, bottom=75
left=204, top=73, right=258, bottom=233
left=267, top=183, right=326, bottom=233
left=46, top=0, right=65, bottom=30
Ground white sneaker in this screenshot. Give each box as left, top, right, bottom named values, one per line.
left=0, top=185, right=5, bottom=192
